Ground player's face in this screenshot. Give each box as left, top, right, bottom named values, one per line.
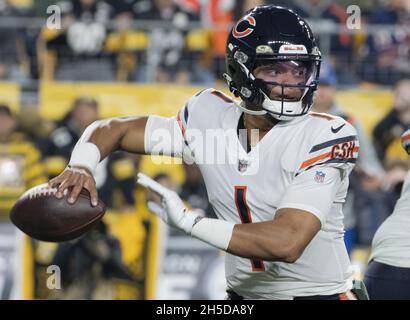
left=398, top=108, right=410, bottom=125
left=73, top=104, right=99, bottom=130
left=80, top=0, right=96, bottom=7
left=0, top=114, right=16, bottom=139
left=253, top=61, right=311, bottom=101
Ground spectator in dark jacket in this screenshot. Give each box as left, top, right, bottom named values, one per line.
left=0, top=0, right=31, bottom=82
left=132, top=0, right=200, bottom=83
left=45, top=0, right=116, bottom=81
left=373, top=79, right=410, bottom=162
left=50, top=221, right=133, bottom=299
left=46, top=96, right=136, bottom=209
left=359, top=0, right=410, bottom=85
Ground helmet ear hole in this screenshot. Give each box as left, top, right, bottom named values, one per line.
left=232, top=86, right=240, bottom=97
left=228, top=65, right=236, bottom=75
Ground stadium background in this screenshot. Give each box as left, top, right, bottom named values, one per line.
left=0, top=0, right=409, bottom=299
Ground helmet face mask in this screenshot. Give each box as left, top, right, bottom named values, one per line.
left=255, top=60, right=317, bottom=101
left=224, top=5, right=322, bottom=121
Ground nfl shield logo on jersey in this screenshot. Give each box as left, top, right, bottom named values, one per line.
left=314, top=171, right=326, bottom=183
left=238, top=159, right=250, bottom=172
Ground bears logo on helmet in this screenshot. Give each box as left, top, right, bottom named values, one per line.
left=232, top=15, right=256, bottom=39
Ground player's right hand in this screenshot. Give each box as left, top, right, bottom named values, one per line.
left=49, top=166, right=98, bottom=207
left=137, top=172, right=199, bottom=234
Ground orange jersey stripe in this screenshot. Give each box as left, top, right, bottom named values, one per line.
left=300, top=146, right=359, bottom=170
left=308, top=112, right=335, bottom=121
left=339, top=293, right=349, bottom=300
left=177, top=110, right=186, bottom=137
left=339, top=291, right=358, bottom=300
left=300, top=152, right=332, bottom=170
left=211, top=90, right=233, bottom=103
left=401, top=134, right=410, bottom=143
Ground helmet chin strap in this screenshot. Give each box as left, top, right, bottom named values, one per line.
left=261, top=92, right=303, bottom=121
left=236, top=100, right=267, bottom=115
left=259, top=76, right=313, bottom=120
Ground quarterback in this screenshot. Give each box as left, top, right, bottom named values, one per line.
left=50, top=6, right=360, bottom=300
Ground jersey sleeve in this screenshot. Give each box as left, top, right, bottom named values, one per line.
left=175, top=88, right=232, bottom=136
left=144, top=88, right=234, bottom=160
left=277, top=118, right=359, bottom=225
left=143, top=90, right=206, bottom=158
left=143, top=115, right=185, bottom=157
left=296, top=118, right=359, bottom=177
left=278, top=167, right=344, bottom=225
left=174, top=90, right=204, bottom=140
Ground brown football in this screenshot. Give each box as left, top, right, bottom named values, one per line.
left=10, top=183, right=106, bottom=242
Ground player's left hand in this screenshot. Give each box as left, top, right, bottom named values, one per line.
left=137, top=173, right=199, bottom=234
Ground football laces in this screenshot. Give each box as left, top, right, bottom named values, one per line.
left=25, top=183, right=67, bottom=200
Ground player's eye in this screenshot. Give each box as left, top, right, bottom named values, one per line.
left=260, top=66, right=282, bottom=75
left=267, top=69, right=281, bottom=76
left=293, top=68, right=307, bottom=77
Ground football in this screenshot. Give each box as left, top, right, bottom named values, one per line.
left=10, top=183, right=106, bottom=242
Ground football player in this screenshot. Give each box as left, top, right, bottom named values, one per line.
left=50, top=6, right=361, bottom=300
left=364, top=128, right=410, bottom=299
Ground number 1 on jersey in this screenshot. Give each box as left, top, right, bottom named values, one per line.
left=234, top=186, right=265, bottom=272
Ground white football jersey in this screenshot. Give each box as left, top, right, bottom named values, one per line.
left=369, top=170, right=410, bottom=268
left=145, top=89, right=359, bottom=299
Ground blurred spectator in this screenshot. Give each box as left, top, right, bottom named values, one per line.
left=236, top=0, right=284, bottom=19
left=288, top=0, right=354, bottom=84
left=106, top=0, right=139, bottom=17
left=177, top=0, right=200, bottom=14
left=131, top=0, right=202, bottom=83
left=373, top=79, right=410, bottom=162
left=39, top=0, right=116, bottom=81
left=45, top=96, right=136, bottom=209
left=16, top=108, right=55, bottom=156
left=313, top=60, right=387, bottom=252
left=180, top=163, right=216, bottom=219
left=383, top=158, right=409, bottom=204
left=0, top=105, right=46, bottom=219
left=50, top=221, right=133, bottom=299
left=337, top=0, right=375, bottom=17
left=359, top=0, right=410, bottom=85
left=0, top=0, right=31, bottom=82
left=47, top=96, right=100, bottom=159
left=206, top=0, right=234, bottom=80
left=104, top=1, right=152, bottom=82
left=33, top=0, right=59, bottom=16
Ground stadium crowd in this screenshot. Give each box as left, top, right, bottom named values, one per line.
left=0, top=0, right=408, bottom=85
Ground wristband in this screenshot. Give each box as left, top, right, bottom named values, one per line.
left=68, top=142, right=101, bottom=175
left=190, top=215, right=235, bottom=251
